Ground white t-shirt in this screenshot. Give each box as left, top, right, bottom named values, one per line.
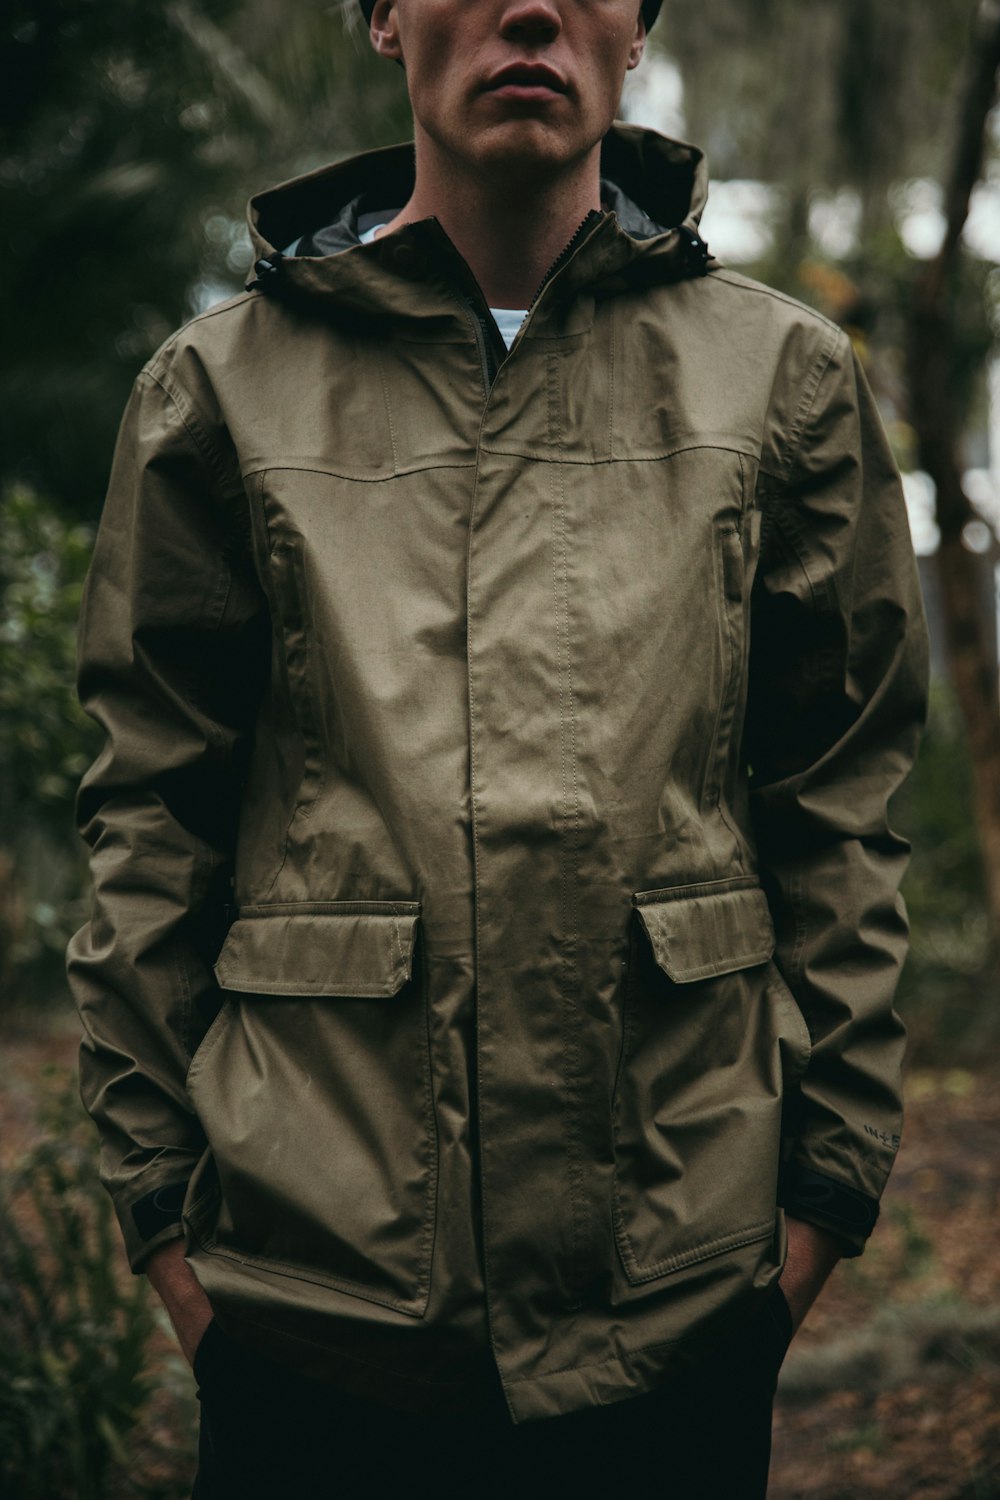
left=489, top=308, right=528, bottom=350
left=359, top=222, right=526, bottom=351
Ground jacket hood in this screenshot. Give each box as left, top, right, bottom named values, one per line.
left=244, top=124, right=715, bottom=321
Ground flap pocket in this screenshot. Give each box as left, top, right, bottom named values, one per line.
left=213, top=901, right=420, bottom=997
left=632, top=880, right=774, bottom=983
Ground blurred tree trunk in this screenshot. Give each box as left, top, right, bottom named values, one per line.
left=0, top=850, right=20, bottom=1002
left=906, top=0, right=1000, bottom=933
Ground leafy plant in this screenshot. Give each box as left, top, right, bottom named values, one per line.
left=0, top=483, right=98, bottom=1000
left=0, top=1066, right=193, bottom=1500
left=0, top=484, right=96, bottom=830
left=892, top=679, right=995, bottom=1062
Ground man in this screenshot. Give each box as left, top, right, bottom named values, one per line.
left=67, top=0, right=928, bottom=1494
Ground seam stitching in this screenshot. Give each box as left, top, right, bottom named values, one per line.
left=142, top=292, right=256, bottom=372
left=633, top=874, right=762, bottom=902
left=714, top=482, right=746, bottom=865
left=236, top=901, right=421, bottom=916
left=708, top=271, right=843, bottom=334
left=549, top=372, right=586, bottom=1298
left=778, top=326, right=842, bottom=484
left=607, top=300, right=615, bottom=462
left=375, top=346, right=400, bottom=477
left=617, top=1218, right=776, bottom=1285
left=188, top=1230, right=427, bottom=1316
left=240, top=461, right=478, bottom=483
left=142, top=369, right=239, bottom=503
left=214, top=981, right=400, bottom=997
left=391, top=916, right=406, bottom=987
left=476, top=442, right=760, bottom=466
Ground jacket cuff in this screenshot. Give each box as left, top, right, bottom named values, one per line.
left=117, top=1179, right=191, bottom=1273
left=778, top=1161, right=880, bottom=1259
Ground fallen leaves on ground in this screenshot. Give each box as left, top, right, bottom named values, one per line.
left=771, top=1067, right=1000, bottom=1498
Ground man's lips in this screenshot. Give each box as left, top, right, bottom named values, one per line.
left=483, top=63, right=568, bottom=99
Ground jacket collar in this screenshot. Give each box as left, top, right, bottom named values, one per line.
left=245, top=124, right=715, bottom=322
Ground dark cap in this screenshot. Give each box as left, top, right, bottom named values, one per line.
left=357, top=0, right=663, bottom=33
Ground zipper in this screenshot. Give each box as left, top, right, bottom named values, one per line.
left=526, top=208, right=606, bottom=312
left=459, top=297, right=501, bottom=396
left=424, top=208, right=608, bottom=395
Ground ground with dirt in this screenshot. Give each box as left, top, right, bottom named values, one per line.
left=771, top=1067, right=1000, bottom=1498
left=2, top=1011, right=998, bottom=1497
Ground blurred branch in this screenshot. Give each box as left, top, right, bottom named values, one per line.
left=911, top=0, right=1000, bottom=539
left=924, top=0, right=1000, bottom=306
left=166, top=0, right=291, bottom=129
left=906, top=0, right=1000, bottom=935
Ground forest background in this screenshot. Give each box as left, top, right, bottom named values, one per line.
left=1, top=1, right=999, bottom=1496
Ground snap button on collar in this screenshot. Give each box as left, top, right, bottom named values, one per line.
left=389, top=242, right=427, bottom=277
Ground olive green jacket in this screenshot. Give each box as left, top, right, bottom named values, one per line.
left=68, top=125, right=928, bottom=1422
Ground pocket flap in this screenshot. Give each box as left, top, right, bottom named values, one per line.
left=632, top=882, right=775, bottom=984
left=213, top=902, right=420, bottom=998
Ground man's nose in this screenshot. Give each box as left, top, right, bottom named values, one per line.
left=499, top=0, right=563, bottom=44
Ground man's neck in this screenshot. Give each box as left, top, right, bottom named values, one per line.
left=378, top=137, right=603, bottom=308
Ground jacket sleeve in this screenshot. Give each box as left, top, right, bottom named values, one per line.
left=66, top=364, right=268, bottom=1272
left=745, top=327, right=929, bottom=1257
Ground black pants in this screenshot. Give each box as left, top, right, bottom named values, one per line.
left=192, top=1284, right=793, bottom=1500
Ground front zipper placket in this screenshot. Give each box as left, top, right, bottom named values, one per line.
left=524, top=208, right=605, bottom=315
left=497, top=208, right=609, bottom=366
left=462, top=297, right=504, bottom=397
left=490, top=208, right=608, bottom=374
left=455, top=202, right=616, bottom=1392
left=410, top=222, right=506, bottom=398
left=418, top=210, right=610, bottom=398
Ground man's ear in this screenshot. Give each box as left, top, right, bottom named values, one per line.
left=626, top=14, right=647, bottom=71
left=369, top=0, right=403, bottom=64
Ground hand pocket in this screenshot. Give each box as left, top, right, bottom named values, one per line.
left=192, top=1317, right=220, bottom=1388
left=766, top=1282, right=795, bottom=1368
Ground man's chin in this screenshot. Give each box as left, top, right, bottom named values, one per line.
left=459, top=121, right=597, bottom=183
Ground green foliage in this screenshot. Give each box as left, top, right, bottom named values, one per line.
left=0, top=0, right=409, bottom=996
left=0, top=484, right=98, bottom=997
left=0, top=1068, right=170, bottom=1500
left=660, top=0, right=976, bottom=208
left=892, top=680, right=995, bottom=1061
left=1, top=0, right=411, bottom=519
left=0, top=484, right=97, bottom=829
left=1, top=0, right=245, bottom=514
left=883, top=1201, right=936, bottom=1282
left=660, top=0, right=997, bottom=458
